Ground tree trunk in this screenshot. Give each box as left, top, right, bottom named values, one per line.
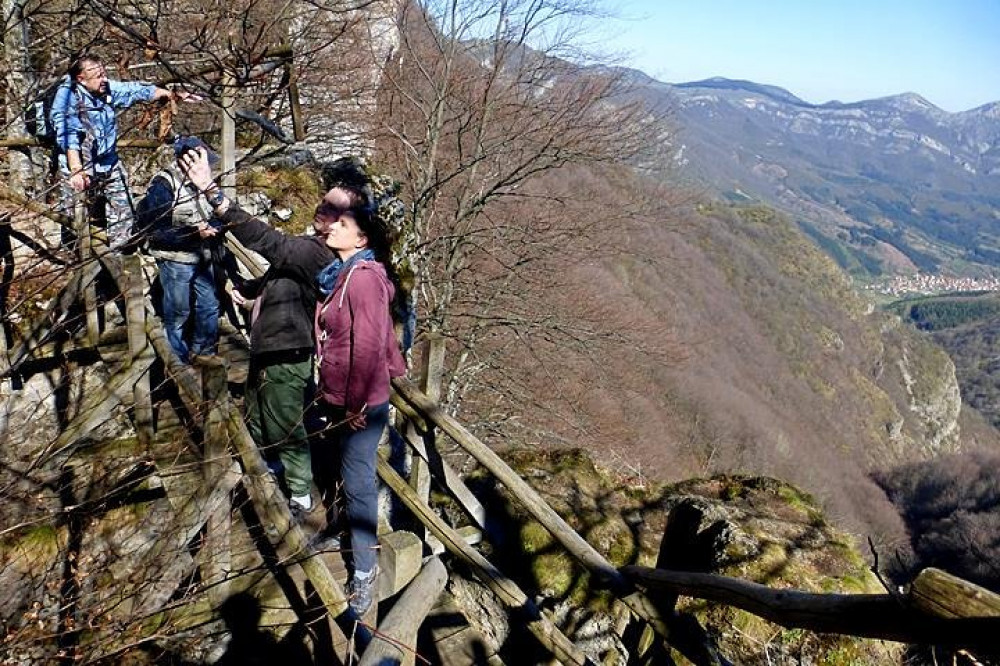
left=3, top=0, right=38, bottom=195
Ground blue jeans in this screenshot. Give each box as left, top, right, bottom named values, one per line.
left=158, top=259, right=219, bottom=362
left=313, top=401, right=389, bottom=575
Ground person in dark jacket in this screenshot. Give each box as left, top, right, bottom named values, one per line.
left=139, top=137, right=221, bottom=362
left=178, top=145, right=338, bottom=520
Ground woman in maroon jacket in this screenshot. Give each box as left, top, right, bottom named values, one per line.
left=311, top=186, right=405, bottom=617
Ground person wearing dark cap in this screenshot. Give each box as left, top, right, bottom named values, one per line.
left=137, top=137, right=222, bottom=362
left=178, top=145, right=339, bottom=521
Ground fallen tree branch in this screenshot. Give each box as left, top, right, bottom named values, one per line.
left=621, top=565, right=1000, bottom=647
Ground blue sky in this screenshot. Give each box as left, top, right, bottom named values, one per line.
left=600, top=0, right=999, bottom=112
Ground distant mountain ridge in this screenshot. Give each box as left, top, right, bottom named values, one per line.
left=626, top=74, right=1000, bottom=277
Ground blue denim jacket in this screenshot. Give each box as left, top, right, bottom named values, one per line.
left=50, top=76, right=156, bottom=172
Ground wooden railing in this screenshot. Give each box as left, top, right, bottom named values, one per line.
left=2, top=184, right=999, bottom=665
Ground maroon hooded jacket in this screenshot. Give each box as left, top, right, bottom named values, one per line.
left=315, top=260, right=406, bottom=412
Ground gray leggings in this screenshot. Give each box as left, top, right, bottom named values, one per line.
left=313, top=401, right=389, bottom=575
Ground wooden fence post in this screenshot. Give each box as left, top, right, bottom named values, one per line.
left=408, top=335, right=444, bottom=510
left=123, top=253, right=153, bottom=446
left=76, top=200, right=99, bottom=343
left=359, top=556, right=448, bottom=666
left=200, top=356, right=232, bottom=604
left=0, top=216, right=13, bottom=388
left=377, top=454, right=598, bottom=666
left=221, top=72, right=236, bottom=199
left=286, top=58, right=305, bottom=143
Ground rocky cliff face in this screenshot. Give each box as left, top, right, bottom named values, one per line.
left=877, top=319, right=963, bottom=463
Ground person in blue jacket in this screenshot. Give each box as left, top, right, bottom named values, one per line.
left=50, top=53, right=200, bottom=249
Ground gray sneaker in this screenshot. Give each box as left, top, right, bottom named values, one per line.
left=289, top=499, right=314, bottom=525
left=348, top=567, right=377, bottom=617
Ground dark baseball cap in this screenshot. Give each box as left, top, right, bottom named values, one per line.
left=174, top=136, right=220, bottom=165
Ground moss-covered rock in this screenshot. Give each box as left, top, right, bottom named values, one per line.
left=487, top=447, right=902, bottom=665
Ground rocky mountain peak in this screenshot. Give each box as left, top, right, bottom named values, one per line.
left=619, top=69, right=1000, bottom=278
left=674, top=76, right=809, bottom=106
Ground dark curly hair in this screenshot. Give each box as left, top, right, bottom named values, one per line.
left=321, top=157, right=390, bottom=258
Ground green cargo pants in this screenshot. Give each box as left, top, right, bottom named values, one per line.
left=245, top=356, right=314, bottom=498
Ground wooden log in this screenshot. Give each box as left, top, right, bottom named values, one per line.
left=76, top=203, right=101, bottom=343
left=123, top=461, right=243, bottom=617
left=3, top=262, right=102, bottom=377
left=393, top=379, right=618, bottom=583
left=391, top=378, right=671, bottom=638
left=409, top=336, right=447, bottom=510
left=32, top=353, right=155, bottom=468
left=378, top=530, right=423, bottom=600
left=224, top=410, right=353, bottom=616
left=401, top=337, right=490, bottom=533
left=377, top=452, right=598, bottom=666
left=394, top=418, right=487, bottom=534
left=632, top=501, right=730, bottom=666
left=621, top=565, right=1000, bottom=646
left=286, top=59, right=305, bottom=143
left=221, top=72, right=236, bottom=199
left=199, top=355, right=233, bottom=603
left=0, top=182, right=73, bottom=227
left=425, top=525, right=482, bottom=557
left=910, top=567, right=1000, bottom=619
left=0, top=137, right=161, bottom=149
left=0, top=220, right=12, bottom=384
left=225, top=236, right=266, bottom=278
left=359, top=556, right=448, bottom=666
left=123, top=254, right=153, bottom=447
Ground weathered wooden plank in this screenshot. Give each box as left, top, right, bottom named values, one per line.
left=424, top=593, right=506, bottom=666
left=3, top=262, right=102, bottom=377
left=393, top=378, right=616, bottom=582
left=910, top=567, right=1000, bottom=619
left=108, top=461, right=243, bottom=618
left=377, top=452, right=597, bottom=666
left=224, top=411, right=353, bottom=613
left=395, top=420, right=487, bottom=533
left=33, top=353, right=155, bottom=468
left=78, top=205, right=100, bottom=343
left=359, top=556, right=448, bottom=666
left=123, top=254, right=153, bottom=446
left=378, top=530, right=423, bottom=601
left=200, top=356, right=233, bottom=604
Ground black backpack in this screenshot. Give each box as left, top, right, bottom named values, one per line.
left=24, top=79, right=73, bottom=149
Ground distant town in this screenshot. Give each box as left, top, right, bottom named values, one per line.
left=868, top=273, right=1000, bottom=298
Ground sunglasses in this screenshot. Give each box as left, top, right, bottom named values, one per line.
left=315, top=201, right=353, bottom=220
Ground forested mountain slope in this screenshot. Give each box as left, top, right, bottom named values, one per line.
left=476, top=197, right=1000, bottom=553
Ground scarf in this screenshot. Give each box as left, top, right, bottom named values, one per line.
left=316, top=249, right=375, bottom=297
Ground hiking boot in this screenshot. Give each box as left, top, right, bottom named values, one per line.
left=289, top=498, right=315, bottom=525
left=347, top=567, right=377, bottom=617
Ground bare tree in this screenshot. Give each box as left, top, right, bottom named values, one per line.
left=374, top=0, right=672, bottom=434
